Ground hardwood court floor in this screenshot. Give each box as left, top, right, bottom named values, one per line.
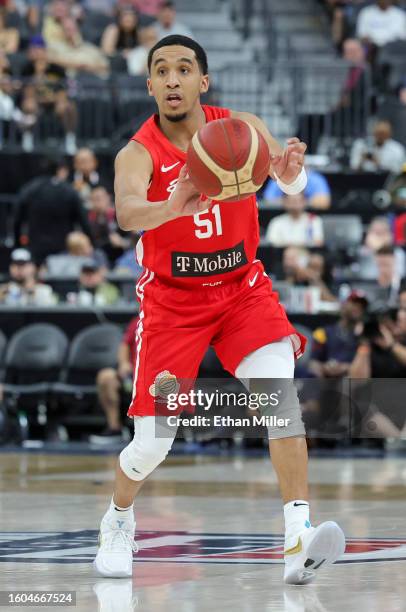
left=0, top=452, right=405, bottom=611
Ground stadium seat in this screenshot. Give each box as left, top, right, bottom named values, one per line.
left=109, top=53, right=128, bottom=74
left=49, top=324, right=124, bottom=437
left=81, top=10, right=113, bottom=46
left=3, top=324, right=68, bottom=388
left=322, top=215, right=363, bottom=251
left=377, top=40, right=406, bottom=93
left=3, top=324, right=69, bottom=441
left=51, top=323, right=123, bottom=398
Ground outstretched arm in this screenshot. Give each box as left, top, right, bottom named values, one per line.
left=230, top=110, right=307, bottom=187
left=114, top=141, right=208, bottom=232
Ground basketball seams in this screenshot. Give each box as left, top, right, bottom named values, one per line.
left=187, top=118, right=270, bottom=201
left=236, top=123, right=260, bottom=186
left=191, top=131, right=235, bottom=182
left=219, top=119, right=241, bottom=200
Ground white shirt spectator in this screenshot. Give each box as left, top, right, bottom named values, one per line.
left=127, top=46, right=148, bottom=75
left=0, top=281, right=57, bottom=306
left=265, top=212, right=324, bottom=247
left=356, top=4, right=406, bottom=47
left=350, top=138, right=406, bottom=173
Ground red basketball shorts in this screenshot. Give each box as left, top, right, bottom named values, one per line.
left=128, top=260, right=306, bottom=417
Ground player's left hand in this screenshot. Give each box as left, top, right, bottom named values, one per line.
left=270, top=137, right=307, bottom=184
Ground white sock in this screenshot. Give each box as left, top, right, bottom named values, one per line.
left=284, top=500, right=311, bottom=544
left=106, top=497, right=134, bottom=525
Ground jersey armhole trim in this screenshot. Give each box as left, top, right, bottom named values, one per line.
left=131, top=137, right=157, bottom=188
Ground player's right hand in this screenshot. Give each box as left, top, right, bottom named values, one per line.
left=168, top=165, right=212, bottom=217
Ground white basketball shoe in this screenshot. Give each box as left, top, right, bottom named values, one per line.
left=283, top=521, right=345, bottom=585
left=94, top=514, right=138, bottom=578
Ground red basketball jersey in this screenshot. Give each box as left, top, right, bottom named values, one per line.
left=131, top=105, right=261, bottom=287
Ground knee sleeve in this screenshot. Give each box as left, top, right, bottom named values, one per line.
left=119, top=416, right=177, bottom=481
left=236, top=338, right=306, bottom=439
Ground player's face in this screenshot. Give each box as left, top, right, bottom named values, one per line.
left=147, top=45, right=209, bottom=122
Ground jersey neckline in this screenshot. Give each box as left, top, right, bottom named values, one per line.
left=150, top=105, right=210, bottom=160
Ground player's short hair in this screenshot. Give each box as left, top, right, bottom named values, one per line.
left=147, top=35, right=208, bottom=75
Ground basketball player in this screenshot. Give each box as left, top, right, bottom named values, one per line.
left=94, top=35, right=345, bottom=585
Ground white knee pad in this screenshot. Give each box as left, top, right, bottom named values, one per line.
left=119, top=416, right=177, bottom=481
left=236, top=338, right=305, bottom=439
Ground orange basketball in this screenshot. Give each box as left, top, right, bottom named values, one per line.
left=186, top=118, right=270, bottom=202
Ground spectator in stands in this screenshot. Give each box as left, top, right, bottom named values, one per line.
left=388, top=162, right=406, bottom=211
left=0, top=248, right=57, bottom=306
left=302, top=289, right=367, bottom=439
left=349, top=305, right=406, bottom=438
left=399, top=82, right=406, bottom=106
left=325, top=0, right=364, bottom=50
left=89, top=186, right=130, bottom=256
left=399, top=282, right=406, bottom=309
left=374, top=245, right=402, bottom=306
left=0, top=49, right=9, bottom=77
left=71, top=258, right=120, bottom=306
left=357, top=216, right=406, bottom=279
left=0, top=74, right=36, bottom=141
left=310, top=291, right=367, bottom=378
left=155, top=1, right=193, bottom=40
left=127, top=24, right=158, bottom=75
left=47, top=17, right=109, bottom=77
left=19, top=0, right=42, bottom=32
left=73, top=147, right=101, bottom=206
left=14, top=156, right=93, bottom=265
left=101, top=6, right=139, bottom=57
left=265, top=193, right=324, bottom=247
left=331, top=38, right=368, bottom=138
left=121, top=0, right=163, bottom=17
left=282, top=246, right=336, bottom=302
left=356, top=0, right=406, bottom=55
left=21, top=35, right=78, bottom=155
left=22, top=34, right=65, bottom=82
left=263, top=167, right=331, bottom=210
left=46, top=230, right=108, bottom=276
left=114, top=232, right=143, bottom=278
left=0, top=8, right=19, bottom=53
left=89, top=316, right=138, bottom=445
left=42, top=0, right=71, bottom=46
left=350, top=120, right=406, bottom=173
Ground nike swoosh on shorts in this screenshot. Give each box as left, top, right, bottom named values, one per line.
left=248, top=272, right=258, bottom=287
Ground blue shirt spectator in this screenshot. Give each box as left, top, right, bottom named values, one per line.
left=264, top=169, right=331, bottom=210
left=114, top=249, right=143, bottom=279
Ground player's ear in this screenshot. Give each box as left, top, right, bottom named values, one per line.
left=200, top=75, right=209, bottom=95
left=147, top=78, right=153, bottom=96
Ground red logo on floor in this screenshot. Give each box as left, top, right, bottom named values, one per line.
left=1, top=531, right=405, bottom=564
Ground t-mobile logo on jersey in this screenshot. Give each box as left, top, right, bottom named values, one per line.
left=172, top=241, right=248, bottom=276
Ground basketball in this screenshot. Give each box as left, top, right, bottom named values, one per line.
left=186, top=118, right=270, bottom=202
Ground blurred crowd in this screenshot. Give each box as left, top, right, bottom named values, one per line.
left=0, top=0, right=192, bottom=152
left=0, top=0, right=406, bottom=446
left=322, top=0, right=406, bottom=102
left=1, top=150, right=142, bottom=307
left=297, top=1, right=406, bottom=156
